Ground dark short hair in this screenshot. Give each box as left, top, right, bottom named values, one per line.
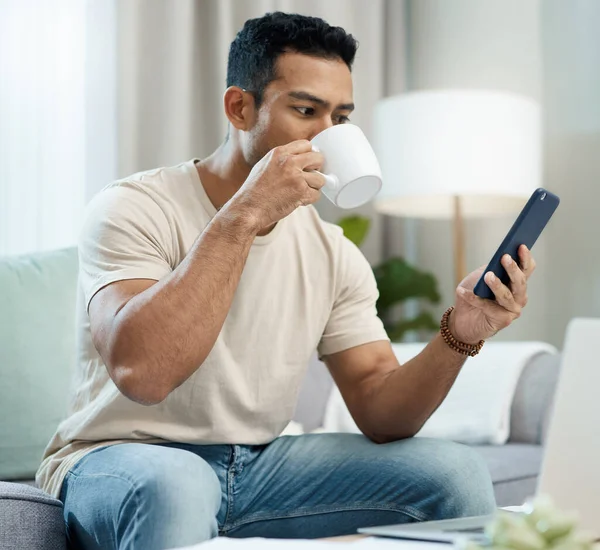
left=227, top=11, right=358, bottom=107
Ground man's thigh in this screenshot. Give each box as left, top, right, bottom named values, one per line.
left=60, top=443, right=222, bottom=550
left=225, top=433, right=496, bottom=539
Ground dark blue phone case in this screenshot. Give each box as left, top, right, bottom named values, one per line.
left=473, top=188, right=560, bottom=300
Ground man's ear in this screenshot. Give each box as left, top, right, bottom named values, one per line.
left=223, top=87, right=256, bottom=131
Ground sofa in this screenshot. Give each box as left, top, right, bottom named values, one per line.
left=0, top=247, right=562, bottom=549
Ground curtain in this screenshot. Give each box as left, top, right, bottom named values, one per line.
left=0, top=0, right=117, bottom=257
left=0, top=0, right=87, bottom=256
left=542, top=0, right=600, bottom=344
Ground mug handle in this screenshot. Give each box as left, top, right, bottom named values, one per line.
left=312, top=171, right=339, bottom=190
left=309, top=144, right=339, bottom=190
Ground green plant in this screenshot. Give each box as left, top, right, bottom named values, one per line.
left=461, top=495, right=594, bottom=550
left=337, top=215, right=441, bottom=342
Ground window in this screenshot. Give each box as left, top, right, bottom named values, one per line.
left=0, top=0, right=116, bottom=257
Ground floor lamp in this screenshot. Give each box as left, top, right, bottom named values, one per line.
left=373, top=90, right=541, bottom=288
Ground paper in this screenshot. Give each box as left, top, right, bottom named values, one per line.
left=501, top=504, right=526, bottom=513
left=173, top=535, right=447, bottom=549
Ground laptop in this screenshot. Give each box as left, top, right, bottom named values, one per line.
left=359, top=318, right=600, bottom=544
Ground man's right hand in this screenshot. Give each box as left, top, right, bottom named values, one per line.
left=230, top=140, right=327, bottom=232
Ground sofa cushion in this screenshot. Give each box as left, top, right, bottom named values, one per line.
left=0, top=481, right=65, bottom=549
left=473, top=443, right=542, bottom=506
left=0, top=248, right=78, bottom=479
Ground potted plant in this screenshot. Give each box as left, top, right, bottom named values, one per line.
left=461, top=496, right=595, bottom=550
left=337, top=215, right=441, bottom=342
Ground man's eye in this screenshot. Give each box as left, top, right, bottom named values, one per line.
left=294, top=107, right=315, bottom=116
left=336, top=115, right=351, bottom=124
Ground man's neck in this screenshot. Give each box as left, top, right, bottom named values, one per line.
left=197, top=138, right=250, bottom=207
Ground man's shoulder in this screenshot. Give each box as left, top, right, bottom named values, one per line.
left=87, top=159, right=205, bottom=223
left=99, top=159, right=198, bottom=199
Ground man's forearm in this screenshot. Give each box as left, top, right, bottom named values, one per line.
left=366, top=334, right=468, bottom=442
left=110, top=203, right=259, bottom=403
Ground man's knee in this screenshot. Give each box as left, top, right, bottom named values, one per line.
left=65, top=443, right=222, bottom=548
left=415, top=439, right=496, bottom=518
left=131, top=446, right=222, bottom=534
left=380, top=438, right=496, bottom=520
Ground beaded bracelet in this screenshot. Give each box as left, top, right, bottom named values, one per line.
left=440, top=306, right=485, bottom=357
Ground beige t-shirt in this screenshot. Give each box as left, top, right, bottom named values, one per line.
left=36, top=159, right=389, bottom=498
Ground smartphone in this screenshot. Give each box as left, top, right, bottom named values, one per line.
left=473, top=188, right=560, bottom=300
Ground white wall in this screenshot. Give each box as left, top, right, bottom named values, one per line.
left=408, top=0, right=542, bottom=99
left=391, top=0, right=600, bottom=347
left=393, top=0, right=553, bottom=343
left=542, top=0, right=600, bottom=346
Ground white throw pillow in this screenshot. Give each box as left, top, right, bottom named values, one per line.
left=323, top=341, right=557, bottom=445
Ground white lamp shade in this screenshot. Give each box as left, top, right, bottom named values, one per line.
left=373, top=90, right=541, bottom=218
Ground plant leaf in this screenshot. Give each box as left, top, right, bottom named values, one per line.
left=337, top=215, right=371, bottom=248
left=374, top=257, right=441, bottom=311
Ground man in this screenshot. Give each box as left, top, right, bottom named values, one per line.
left=38, top=11, right=536, bottom=550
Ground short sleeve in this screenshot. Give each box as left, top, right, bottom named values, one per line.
left=79, top=182, right=174, bottom=311
left=317, top=235, right=390, bottom=359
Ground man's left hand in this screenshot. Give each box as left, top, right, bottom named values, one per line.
left=449, top=244, right=536, bottom=344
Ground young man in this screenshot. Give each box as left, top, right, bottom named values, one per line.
left=38, top=12, right=536, bottom=550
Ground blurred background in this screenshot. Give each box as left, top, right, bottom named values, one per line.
left=1, top=0, right=599, bottom=348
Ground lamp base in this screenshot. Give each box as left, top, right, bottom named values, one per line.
left=453, top=195, right=467, bottom=288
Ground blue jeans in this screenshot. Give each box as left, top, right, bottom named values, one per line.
left=60, top=434, right=496, bottom=549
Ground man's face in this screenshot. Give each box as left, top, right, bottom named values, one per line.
left=242, top=52, right=355, bottom=165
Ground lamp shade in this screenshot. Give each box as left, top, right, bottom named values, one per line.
left=373, top=90, right=541, bottom=218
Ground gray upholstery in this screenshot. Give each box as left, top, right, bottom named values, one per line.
left=509, top=352, right=562, bottom=445
left=0, top=481, right=65, bottom=550
left=473, top=444, right=543, bottom=506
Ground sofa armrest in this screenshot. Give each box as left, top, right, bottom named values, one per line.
left=0, top=482, right=66, bottom=550
left=509, top=352, right=561, bottom=445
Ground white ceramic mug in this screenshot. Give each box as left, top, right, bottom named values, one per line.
left=310, top=124, right=383, bottom=209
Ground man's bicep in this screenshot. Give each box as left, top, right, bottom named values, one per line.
left=81, top=184, right=174, bottom=365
